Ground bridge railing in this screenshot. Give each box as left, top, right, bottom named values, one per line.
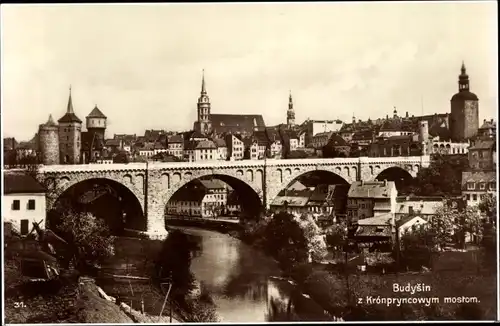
left=37, top=155, right=432, bottom=173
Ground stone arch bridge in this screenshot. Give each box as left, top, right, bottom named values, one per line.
left=37, top=156, right=431, bottom=238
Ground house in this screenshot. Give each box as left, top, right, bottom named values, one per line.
left=225, top=191, right=242, bottom=216
left=310, top=131, right=333, bottom=151
left=104, top=139, right=122, bottom=153
left=225, top=134, right=245, bottom=161
left=369, top=135, right=422, bottom=157
left=213, top=138, right=227, bottom=160
left=395, top=196, right=445, bottom=221
left=269, top=189, right=313, bottom=216
left=323, top=134, right=351, bottom=157
left=3, top=172, right=46, bottom=236
left=195, top=179, right=229, bottom=218
left=153, top=142, right=169, bottom=156
left=477, top=119, right=496, bottom=139
left=137, top=143, right=155, bottom=158
left=166, top=179, right=232, bottom=218
left=468, top=138, right=496, bottom=171
left=346, top=180, right=398, bottom=224
left=396, top=215, right=428, bottom=239
left=184, top=140, right=218, bottom=162
left=166, top=134, right=184, bottom=159
left=144, top=129, right=166, bottom=143
left=298, top=119, right=344, bottom=148
left=461, top=170, right=496, bottom=207
left=249, top=131, right=269, bottom=159
left=266, top=129, right=283, bottom=158
left=354, top=213, right=394, bottom=247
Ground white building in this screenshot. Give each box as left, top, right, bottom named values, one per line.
left=184, top=140, right=218, bottom=162
left=213, top=138, right=228, bottom=160
left=461, top=171, right=496, bottom=207
left=3, top=173, right=46, bottom=236
left=225, top=134, right=245, bottom=161
left=395, top=196, right=445, bottom=221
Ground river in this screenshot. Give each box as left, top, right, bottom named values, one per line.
left=97, top=226, right=332, bottom=322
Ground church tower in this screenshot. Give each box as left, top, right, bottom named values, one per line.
left=450, top=61, right=479, bottom=141
left=194, top=70, right=212, bottom=135
left=58, top=86, right=82, bottom=164
left=287, top=91, right=296, bottom=129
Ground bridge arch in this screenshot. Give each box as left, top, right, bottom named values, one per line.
left=375, top=166, right=415, bottom=192
left=164, top=173, right=263, bottom=220
left=159, top=168, right=264, bottom=220
left=47, top=177, right=147, bottom=234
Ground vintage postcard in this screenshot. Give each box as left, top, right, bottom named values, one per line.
left=1, top=2, right=498, bottom=324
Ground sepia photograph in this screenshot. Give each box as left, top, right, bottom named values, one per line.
left=1, top=2, right=498, bottom=324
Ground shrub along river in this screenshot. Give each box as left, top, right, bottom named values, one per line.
left=96, top=226, right=333, bottom=322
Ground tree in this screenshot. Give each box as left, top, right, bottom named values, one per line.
left=404, top=153, right=468, bottom=196
left=478, top=193, right=496, bottom=224
left=297, top=214, right=328, bottom=262
left=325, top=222, right=348, bottom=250
left=399, top=226, right=435, bottom=269
left=262, top=212, right=309, bottom=271
left=53, top=210, right=115, bottom=268
left=4, top=149, right=17, bottom=167
left=478, top=193, right=496, bottom=263
left=113, top=151, right=129, bottom=164
left=428, top=204, right=482, bottom=250
left=427, top=206, right=456, bottom=250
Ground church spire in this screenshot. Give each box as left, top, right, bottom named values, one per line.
left=287, top=90, right=295, bottom=128
left=201, top=69, right=206, bottom=95
left=67, top=85, right=74, bottom=113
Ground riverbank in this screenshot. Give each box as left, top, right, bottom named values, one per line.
left=224, top=221, right=497, bottom=321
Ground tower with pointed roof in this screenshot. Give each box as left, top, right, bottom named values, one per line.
left=86, top=104, right=107, bottom=142
left=450, top=61, right=479, bottom=141
left=287, top=91, right=296, bottom=129
left=38, top=114, right=60, bottom=165
left=194, top=70, right=212, bottom=135
left=58, top=86, right=82, bottom=164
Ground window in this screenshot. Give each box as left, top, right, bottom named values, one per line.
left=466, top=194, right=471, bottom=200
left=467, top=182, right=475, bottom=190
left=472, top=194, right=477, bottom=201
left=480, top=183, right=486, bottom=190
left=27, top=199, right=35, bottom=210
left=12, top=200, right=20, bottom=210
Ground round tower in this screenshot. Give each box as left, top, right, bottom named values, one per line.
left=419, top=120, right=429, bottom=155
left=86, top=104, right=107, bottom=140
left=38, top=114, right=60, bottom=165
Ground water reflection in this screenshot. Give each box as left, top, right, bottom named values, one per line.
left=99, top=227, right=332, bottom=322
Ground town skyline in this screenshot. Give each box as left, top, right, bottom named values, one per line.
left=1, top=2, right=498, bottom=141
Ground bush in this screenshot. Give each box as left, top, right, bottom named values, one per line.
left=54, top=211, right=115, bottom=267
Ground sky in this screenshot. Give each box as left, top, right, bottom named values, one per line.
left=1, top=2, right=498, bottom=141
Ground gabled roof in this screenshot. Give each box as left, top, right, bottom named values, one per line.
left=327, top=134, right=348, bottom=147
left=357, top=213, right=393, bottom=226
left=4, top=172, right=46, bottom=194
left=348, top=181, right=396, bottom=199
left=462, top=171, right=496, bottom=186
left=210, top=114, right=266, bottom=135
left=197, top=179, right=227, bottom=190
left=213, top=138, right=226, bottom=147
left=396, top=215, right=428, bottom=229
left=167, top=134, right=184, bottom=143
left=87, top=105, right=107, bottom=119
left=105, top=139, right=121, bottom=147
left=469, top=139, right=495, bottom=150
